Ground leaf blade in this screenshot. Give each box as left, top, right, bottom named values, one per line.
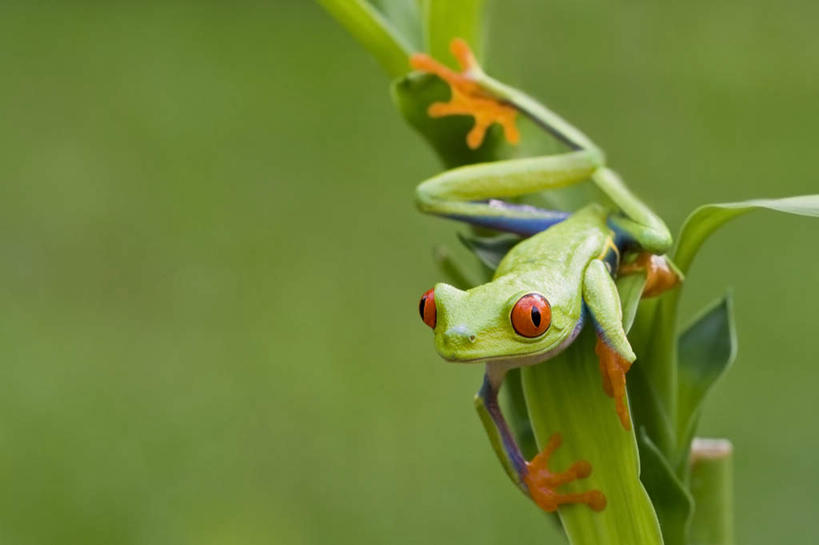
left=422, top=0, right=486, bottom=66
left=616, top=273, right=647, bottom=334
left=522, top=329, right=663, bottom=545
left=674, top=195, right=819, bottom=275
left=317, top=0, right=414, bottom=78
left=369, top=0, right=423, bottom=51
left=637, top=428, right=694, bottom=545
left=675, top=294, right=737, bottom=471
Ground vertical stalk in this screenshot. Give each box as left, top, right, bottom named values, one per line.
left=689, top=438, right=734, bottom=545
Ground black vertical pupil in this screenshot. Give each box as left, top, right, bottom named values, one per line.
left=419, top=297, right=427, bottom=319
left=530, top=306, right=541, bottom=327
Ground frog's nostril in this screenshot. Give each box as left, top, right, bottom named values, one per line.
left=445, top=325, right=477, bottom=344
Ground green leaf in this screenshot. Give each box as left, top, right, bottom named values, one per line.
left=522, top=329, right=663, bottom=545
left=422, top=0, right=486, bottom=65
left=392, top=73, right=512, bottom=167
left=637, top=194, right=819, bottom=458
left=674, top=195, right=819, bottom=275
left=616, top=273, right=647, bottom=334
left=317, top=0, right=414, bottom=78
left=637, top=428, right=694, bottom=545
left=675, top=295, right=736, bottom=470
left=369, top=0, right=423, bottom=51
left=456, top=232, right=520, bottom=270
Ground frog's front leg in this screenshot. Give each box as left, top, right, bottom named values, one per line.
left=475, top=367, right=606, bottom=512
left=583, top=259, right=637, bottom=430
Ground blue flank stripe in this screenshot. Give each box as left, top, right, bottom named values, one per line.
left=446, top=208, right=570, bottom=236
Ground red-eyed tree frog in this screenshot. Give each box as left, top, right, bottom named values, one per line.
left=413, top=40, right=680, bottom=513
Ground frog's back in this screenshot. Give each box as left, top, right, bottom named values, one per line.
left=494, top=204, right=611, bottom=281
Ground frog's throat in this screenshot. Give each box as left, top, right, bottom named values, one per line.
left=442, top=314, right=585, bottom=368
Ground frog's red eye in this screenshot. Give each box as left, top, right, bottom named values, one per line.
left=419, top=288, right=436, bottom=329
left=511, top=293, right=551, bottom=338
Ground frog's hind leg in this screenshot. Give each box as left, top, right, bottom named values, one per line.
left=474, top=372, right=528, bottom=489
left=594, top=168, right=673, bottom=255
left=619, top=252, right=683, bottom=298
left=447, top=200, right=570, bottom=236
left=475, top=369, right=606, bottom=512
left=417, top=150, right=604, bottom=236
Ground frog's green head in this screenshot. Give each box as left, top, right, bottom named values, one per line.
left=418, top=274, right=579, bottom=365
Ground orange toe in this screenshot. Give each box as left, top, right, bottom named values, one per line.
left=595, top=338, right=632, bottom=430
left=619, top=253, right=681, bottom=298
left=522, top=433, right=606, bottom=513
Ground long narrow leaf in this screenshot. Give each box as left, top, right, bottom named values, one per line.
left=675, top=295, right=736, bottom=472
left=317, top=0, right=414, bottom=78
left=617, top=273, right=647, bottom=334
left=674, top=195, right=819, bottom=275
left=369, top=0, right=423, bottom=51
left=637, top=429, right=694, bottom=545
left=637, top=194, right=819, bottom=458
left=422, top=0, right=486, bottom=66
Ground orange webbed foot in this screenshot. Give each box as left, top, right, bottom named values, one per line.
left=409, top=39, right=520, bottom=149
left=523, top=433, right=607, bottom=513
left=619, top=253, right=681, bottom=298
left=595, top=338, right=633, bottom=430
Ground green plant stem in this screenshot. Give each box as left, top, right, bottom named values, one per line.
left=688, top=438, right=734, bottom=545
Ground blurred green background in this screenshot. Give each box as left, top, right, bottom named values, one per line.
left=1, top=1, right=818, bottom=543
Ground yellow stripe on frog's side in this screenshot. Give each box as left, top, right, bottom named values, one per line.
left=598, top=235, right=621, bottom=275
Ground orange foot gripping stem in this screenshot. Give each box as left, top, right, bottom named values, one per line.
left=410, top=39, right=520, bottom=149
left=619, top=252, right=681, bottom=298
left=595, top=338, right=634, bottom=430
left=523, top=433, right=607, bottom=512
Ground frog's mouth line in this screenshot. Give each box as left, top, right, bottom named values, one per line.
left=440, top=314, right=585, bottom=367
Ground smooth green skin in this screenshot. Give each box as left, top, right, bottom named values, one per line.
left=433, top=204, right=625, bottom=367
left=416, top=63, right=674, bottom=501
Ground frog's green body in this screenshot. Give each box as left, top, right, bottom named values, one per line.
left=434, top=204, right=613, bottom=366
left=412, top=40, right=679, bottom=513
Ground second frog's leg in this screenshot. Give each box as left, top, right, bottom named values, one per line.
left=475, top=368, right=606, bottom=512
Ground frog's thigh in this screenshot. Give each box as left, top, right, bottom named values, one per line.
left=582, top=259, right=635, bottom=362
